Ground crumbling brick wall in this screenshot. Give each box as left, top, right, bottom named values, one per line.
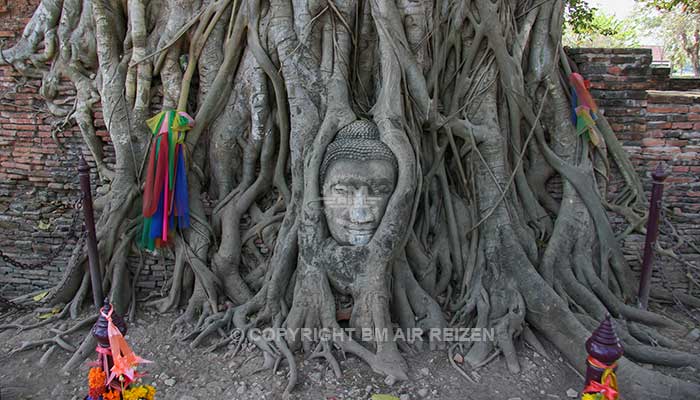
left=0, top=0, right=83, bottom=296
left=568, top=48, right=700, bottom=295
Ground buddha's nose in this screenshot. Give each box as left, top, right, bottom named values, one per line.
left=349, top=188, right=373, bottom=224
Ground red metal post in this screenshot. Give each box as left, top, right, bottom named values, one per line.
left=637, top=163, right=668, bottom=310
left=79, top=155, right=103, bottom=308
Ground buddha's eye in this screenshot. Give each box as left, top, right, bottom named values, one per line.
left=372, top=184, right=391, bottom=194
left=333, top=185, right=348, bottom=195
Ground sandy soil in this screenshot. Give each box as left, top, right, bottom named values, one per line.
left=0, top=304, right=697, bottom=400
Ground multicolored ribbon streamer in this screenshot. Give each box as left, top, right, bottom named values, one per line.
left=569, top=72, right=602, bottom=147
left=582, top=357, right=620, bottom=400
left=140, top=110, right=194, bottom=250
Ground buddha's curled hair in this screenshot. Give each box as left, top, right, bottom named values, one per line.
left=320, top=120, right=399, bottom=183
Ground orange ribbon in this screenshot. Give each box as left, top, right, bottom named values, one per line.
left=583, top=357, right=619, bottom=400
left=583, top=378, right=618, bottom=400
left=101, top=306, right=151, bottom=386
left=587, top=356, right=617, bottom=370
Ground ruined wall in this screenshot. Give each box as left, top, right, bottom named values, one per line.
left=0, top=0, right=170, bottom=298
left=0, top=0, right=80, bottom=296
left=568, top=48, right=700, bottom=295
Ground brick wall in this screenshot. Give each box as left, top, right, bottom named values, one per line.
left=0, top=1, right=172, bottom=297
left=568, top=48, right=700, bottom=295
left=0, top=5, right=698, bottom=300
left=0, top=0, right=80, bottom=296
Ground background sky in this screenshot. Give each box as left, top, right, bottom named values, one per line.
left=590, top=0, right=662, bottom=45
left=590, top=0, right=636, bottom=18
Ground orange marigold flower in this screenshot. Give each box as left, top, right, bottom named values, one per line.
left=103, top=389, right=121, bottom=400
left=88, top=385, right=106, bottom=398
left=88, top=367, right=107, bottom=389
left=144, top=384, right=156, bottom=400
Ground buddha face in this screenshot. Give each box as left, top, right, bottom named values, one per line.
left=322, top=159, right=397, bottom=246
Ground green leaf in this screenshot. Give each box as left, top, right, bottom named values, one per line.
left=38, top=305, right=62, bottom=319
left=371, top=395, right=400, bottom=400
left=32, top=291, right=48, bottom=302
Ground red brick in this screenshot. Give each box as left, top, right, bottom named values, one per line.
left=8, top=117, right=36, bottom=124
left=642, top=138, right=665, bottom=146
left=644, top=147, right=681, bottom=154
left=0, top=161, right=30, bottom=170
left=39, top=140, right=57, bottom=147
left=4, top=112, right=35, bottom=119
left=34, top=147, right=57, bottom=154
left=672, top=122, right=694, bottom=130
left=647, top=105, right=689, bottom=113
left=30, top=169, right=51, bottom=177
left=11, top=93, right=37, bottom=100
left=0, top=173, right=24, bottom=179
left=688, top=114, right=700, bottom=121
left=647, top=121, right=671, bottom=129
left=667, top=177, right=693, bottom=184
left=666, top=139, right=689, bottom=147
left=677, top=153, right=698, bottom=160
left=3, top=123, right=36, bottom=131
left=12, top=147, right=33, bottom=155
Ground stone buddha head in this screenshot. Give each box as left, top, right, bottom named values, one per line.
left=320, top=120, right=398, bottom=246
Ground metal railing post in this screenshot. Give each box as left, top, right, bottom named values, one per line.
left=79, top=155, right=103, bottom=308
left=638, top=163, right=668, bottom=310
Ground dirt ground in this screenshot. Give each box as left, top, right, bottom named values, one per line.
left=1, top=304, right=698, bottom=400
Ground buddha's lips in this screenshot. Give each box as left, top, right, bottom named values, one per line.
left=342, top=225, right=377, bottom=234
left=348, top=228, right=374, bottom=245
left=347, top=228, right=374, bottom=235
